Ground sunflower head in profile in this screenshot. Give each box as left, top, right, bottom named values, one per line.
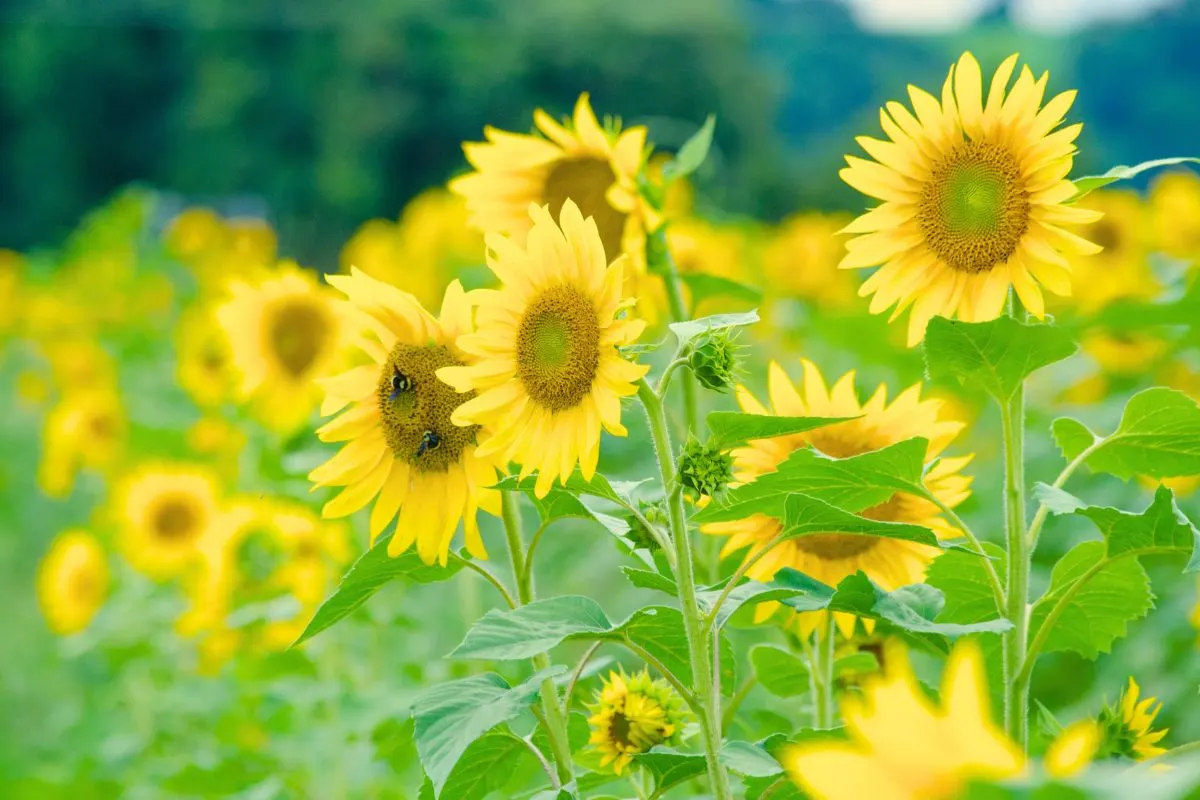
left=437, top=200, right=649, bottom=498
left=216, top=262, right=346, bottom=434
left=1097, top=677, right=1169, bottom=761
left=309, top=271, right=502, bottom=566
left=587, top=668, right=690, bottom=775
left=450, top=93, right=654, bottom=288
left=36, top=529, right=109, bottom=636
left=701, top=359, right=973, bottom=638
left=840, top=52, right=1102, bottom=345
left=116, top=463, right=222, bottom=580
left=784, top=642, right=1023, bottom=800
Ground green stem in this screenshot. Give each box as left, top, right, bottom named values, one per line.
left=813, top=616, right=836, bottom=729
left=449, top=553, right=517, bottom=609
left=655, top=229, right=699, bottom=433
left=704, top=531, right=786, bottom=630
left=923, top=493, right=1006, bottom=611
left=1001, top=363, right=1030, bottom=750
left=1026, top=437, right=1106, bottom=552
left=501, top=491, right=574, bottom=785
left=722, top=676, right=757, bottom=734
left=637, top=380, right=731, bottom=799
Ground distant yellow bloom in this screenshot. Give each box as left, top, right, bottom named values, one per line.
left=702, top=360, right=972, bottom=638
left=0, top=248, right=23, bottom=334
left=840, top=52, right=1100, bottom=345
left=37, top=386, right=126, bottom=498
left=186, top=417, right=246, bottom=482
left=165, top=207, right=228, bottom=262
left=216, top=262, right=347, bottom=435
left=1067, top=190, right=1159, bottom=313
left=763, top=212, right=859, bottom=306
left=116, top=463, right=223, bottom=580
left=669, top=217, right=757, bottom=314
left=1099, top=678, right=1169, bottom=761
left=166, top=208, right=277, bottom=294
left=310, top=271, right=501, bottom=565
left=1045, top=720, right=1102, bottom=779
left=43, top=338, right=117, bottom=394
left=785, top=642, right=1024, bottom=799
left=176, top=306, right=236, bottom=409
left=36, top=530, right=109, bottom=636
left=438, top=201, right=649, bottom=499
left=587, top=669, right=690, bottom=775
left=1149, top=170, right=1200, bottom=260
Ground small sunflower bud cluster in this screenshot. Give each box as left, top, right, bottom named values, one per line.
left=625, top=500, right=668, bottom=553
left=677, top=435, right=733, bottom=499
left=688, top=328, right=744, bottom=393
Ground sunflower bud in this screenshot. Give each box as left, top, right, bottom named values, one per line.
left=677, top=435, right=733, bottom=499
left=625, top=500, right=668, bottom=553
left=688, top=328, right=743, bottom=393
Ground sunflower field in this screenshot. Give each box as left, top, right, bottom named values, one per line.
left=7, top=37, right=1200, bottom=800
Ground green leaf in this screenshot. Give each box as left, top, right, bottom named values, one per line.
left=632, top=747, right=708, bottom=794
left=1071, top=157, right=1200, bottom=200
left=1035, top=699, right=1065, bottom=739
left=834, top=652, right=880, bottom=677
left=923, top=316, right=1077, bottom=403
left=826, top=573, right=1010, bottom=644
left=782, top=492, right=971, bottom=553
left=613, top=606, right=737, bottom=688
left=293, top=534, right=464, bottom=647
left=677, top=272, right=762, bottom=307
left=620, top=566, right=678, bottom=595
left=720, top=740, right=784, bottom=778
left=450, top=596, right=613, bottom=661
left=662, top=114, right=716, bottom=180
left=668, top=309, right=759, bottom=344
left=1078, top=486, right=1200, bottom=571
left=925, top=544, right=1006, bottom=625
left=1028, top=541, right=1152, bottom=659
left=705, top=412, right=853, bottom=451
left=1053, top=388, right=1200, bottom=480
left=749, top=644, right=810, bottom=698
left=412, top=667, right=566, bottom=794
left=438, top=731, right=534, bottom=800
left=700, top=569, right=834, bottom=630
left=493, top=470, right=626, bottom=506
left=695, top=437, right=926, bottom=522
left=1032, top=483, right=1087, bottom=515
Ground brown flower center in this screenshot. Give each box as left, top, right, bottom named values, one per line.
left=516, top=284, right=601, bottom=411
left=541, top=157, right=627, bottom=260
left=268, top=298, right=330, bottom=378
left=152, top=497, right=201, bottom=543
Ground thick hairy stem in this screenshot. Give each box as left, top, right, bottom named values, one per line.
left=1001, top=365, right=1030, bottom=750
left=638, top=381, right=731, bottom=799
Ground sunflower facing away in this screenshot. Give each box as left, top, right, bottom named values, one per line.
left=1097, top=677, right=1169, bottom=761
left=309, top=271, right=501, bottom=566
left=216, top=261, right=345, bottom=434
left=587, top=669, right=690, bottom=775
left=785, top=642, right=1023, bottom=800
left=36, top=529, right=110, bottom=636
left=701, top=359, right=973, bottom=638
left=840, top=52, right=1102, bottom=345
left=437, top=200, right=649, bottom=498
left=116, top=463, right=223, bottom=580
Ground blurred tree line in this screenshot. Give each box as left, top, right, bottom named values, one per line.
left=0, top=0, right=1197, bottom=268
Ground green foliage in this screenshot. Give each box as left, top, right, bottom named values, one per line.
left=782, top=492, right=969, bottom=552
left=450, top=596, right=613, bottom=661
left=662, top=115, right=717, bottom=181
left=705, top=411, right=855, bottom=450
left=677, top=435, right=734, bottom=498
left=1070, top=156, right=1200, bottom=199
left=668, top=309, right=760, bottom=345
left=749, top=645, right=810, bottom=698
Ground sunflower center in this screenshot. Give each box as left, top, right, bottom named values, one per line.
left=1089, top=219, right=1121, bottom=252
left=542, top=157, right=627, bottom=260
left=609, top=711, right=634, bottom=749
left=70, top=566, right=101, bottom=604
left=268, top=299, right=329, bottom=378
left=152, top=497, right=201, bottom=543
left=516, top=284, right=600, bottom=411
left=793, top=486, right=905, bottom=559
left=918, top=140, right=1029, bottom=274
left=376, top=342, right=479, bottom=473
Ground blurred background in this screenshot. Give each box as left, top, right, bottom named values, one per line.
left=3, top=1, right=1200, bottom=798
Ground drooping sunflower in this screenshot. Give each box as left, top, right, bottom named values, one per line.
left=785, top=642, right=1023, bottom=799
left=176, top=305, right=236, bottom=409
left=701, top=360, right=973, bottom=638
left=309, top=270, right=501, bottom=566
left=36, top=529, right=110, bottom=636
left=450, top=93, right=654, bottom=282
left=587, top=669, right=691, bottom=775
left=437, top=200, right=649, bottom=499
left=116, top=463, right=223, bottom=580
left=216, top=262, right=346, bottom=435
left=840, top=51, right=1101, bottom=345
left=1097, top=677, right=1169, bottom=761
left=37, top=385, right=126, bottom=498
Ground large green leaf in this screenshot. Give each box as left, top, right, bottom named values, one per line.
left=749, top=645, right=810, bottom=698
left=1079, top=485, right=1200, bottom=570
left=450, top=596, right=613, bottom=660
left=720, top=740, right=784, bottom=778
left=924, top=544, right=1006, bottom=623
left=411, top=667, right=566, bottom=794
left=782, top=492, right=970, bottom=552
left=632, top=747, right=708, bottom=794
left=613, top=606, right=737, bottom=688
left=1028, top=541, right=1152, bottom=659
left=705, top=412, right=853, bottom=450
left=662, top=114, right=717, bottom=180
left=1071, top=157, right=1200, bottom=199
left=700, top=569, right=834, bottom=629
left=923, top=316, right=1077, bottom=403
left=293, top=534, right=464, bottom=647
left=437, top=731, right=535, bottom=800
left=669, top=309, right=759, bottom=344
left=1052, top=388, right=1200, bottom=480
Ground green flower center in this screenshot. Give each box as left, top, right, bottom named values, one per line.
left=918, top=140, right=1030, bottom=274
left=541, top=156, right=627, bottom=260
left=516, top=284, right=600, bottom=412
left=268, top=298, right=330, bottom=377
left=376, top=343, right=479, bottom=474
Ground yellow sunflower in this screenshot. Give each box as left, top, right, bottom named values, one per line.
left=216, top=262, right=347, bottom=435
left=44, top=338, right=116, bottom=393
left=310, top=270, right=501, bottom=565
left=1098, top=678, right=1169, bottom=761
left=763, top=212, right=859, bottom=307
left=166, top=208, right=277, bottom=294
left=1065, top=189, right=1158, bottom=314
left=36, top=529, right=110, bottom=636
left=587, top=669, right=691, bottom=775
left=37, top=385, right=126, bottom=498
left=116, top=463, right=223, bottom=580
left=176, top=306, right=236, bottom=409
left=437, top=200, right=649, bottom=499
left=0, top=248, right=23, bottom=335
left=450, top=93, right=654, bottom=285
left=1149, top=170, right=1200, bottom=260
left=668, top=217, right=758, bottom=316
left=840, top=52, right=1101, bottom=345
left=785, top=642, right=1023, bottom=799
left=701, top=359, right=972, bottom=638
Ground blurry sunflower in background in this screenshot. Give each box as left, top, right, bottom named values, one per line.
left=665, top=217, right=758, bottom=316
left=1096, top=677, right=1169, bottom=761
left=165, top=207, right=277, bottom=295
left=176, top=306, right=236, bottom=409
left=37, top=386, right=126, bottom=498
left=1067, top=189, right=1158, bottom=313
left=763, top=212, right=859, bottom=309
left=1150, top=170, right=1200, bottom=262
left=0, top=248, right=23, bottom=335
left=216, top=262, right=347, bottom=435
left=587, top=669, right=690, bottom=775
left=36, top=530, right=110, bottom=636
left=701, top=360, right=972, bottom=638
left=116, top=463, right=222, bottom=580
left=310, top=270, right=501, bottom=565
left=840, top=51, right=1100, bottom=344
left=438, top=201, right=649, bottom=499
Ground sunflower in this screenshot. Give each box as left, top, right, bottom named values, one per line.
left=36, top=530, right=109, bottom=635
left=1149, top=170, right=1200, bottom=260
left=176, top=306, right=236, bottom=409
left=587, top=669, right=691, bottom=775
left=1065, top=189, right=1158, bottom=314
left=216, top=262, right=346, bottom=435
left=44, top=338, right=116, bottom=392
left=839, top=52, right=1101, bottom=345
left=1097, top=678, right=1169, bottom=761
left=667, top=217, right=757, bottom=316
left=0, top=248, right=23, bottom=335
left=701, top=360, right=972, bottom=638
left=763, top=212, right=859, bottom=307
left=166, top=208, right=277, bottom=294
left=116, top=463, right=223, bottom=580
left=437, top=200, right=649, bottom=499
left=450, top=93, right=655, bottom=290
left=309, top=270, right=501, bottom=565
left=37, top=386, right=126, bottom=498
left=784, top=642, right=1023, bottom=799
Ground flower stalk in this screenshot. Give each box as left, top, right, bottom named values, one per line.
left=1001, top=303, right=1030, bottom=749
